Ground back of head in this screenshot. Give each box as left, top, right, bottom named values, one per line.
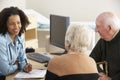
left=65, top=24, right=92, bottom=52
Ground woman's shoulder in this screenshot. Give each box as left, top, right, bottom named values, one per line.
left=0, top=34, right=5, bottom=38
left=48, top=56, right=63, bottom=66
left=49, top=54, right=71, bottom=63
left=49, top=53, right=96, bottom=65
left=47, top=55, right=68, bottom=70
left=47, top=53, right=82, bottom=70
left=0, top=34, right=7, bottom=43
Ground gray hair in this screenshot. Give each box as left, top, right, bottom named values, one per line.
left=65, top=23, right=93, bottom=52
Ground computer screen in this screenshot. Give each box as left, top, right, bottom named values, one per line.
left=50, top=14, right=70, bottom=50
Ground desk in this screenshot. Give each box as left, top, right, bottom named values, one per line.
left=6, top=48, right=47, bottom=80
left=6, top=59, right=47, bottom=80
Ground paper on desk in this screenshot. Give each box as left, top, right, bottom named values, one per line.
left=14, top=69, right=46, bottom=79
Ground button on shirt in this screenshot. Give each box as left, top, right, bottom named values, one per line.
left=0, top=33, right=27, bottom=75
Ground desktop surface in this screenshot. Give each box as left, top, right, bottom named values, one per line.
left=6, top=48, right=65, bottom=80
left=6, top=59, right=46, bottom=80
left=6, top=48, right=47, bottom=80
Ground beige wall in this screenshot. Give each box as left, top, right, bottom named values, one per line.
left=1, top=0, right=120, bottom=48
left=0, top=0, right=26, bottom=11
left=26, top=0, right=120, bottom=45
left=26, top=0, right=120, bottom=21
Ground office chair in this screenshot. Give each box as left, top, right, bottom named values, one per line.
left=97, top=61, right=108, bottom=76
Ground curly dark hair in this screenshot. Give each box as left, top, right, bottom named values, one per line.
left=0, top=6, right=30, bottom=36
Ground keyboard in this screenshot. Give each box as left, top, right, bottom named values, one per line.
left=27, top=52, right=53, bottom=63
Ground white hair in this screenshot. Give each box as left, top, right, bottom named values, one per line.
left=106, top=16, right=120, bottom=29
left=65, top=23, right=93, bottom=52
left=97, top=12, right=120, bottom=29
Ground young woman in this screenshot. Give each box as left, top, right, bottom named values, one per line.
left=0, top=7, right=32, bottom=76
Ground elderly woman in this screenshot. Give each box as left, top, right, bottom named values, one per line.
left=45, top=24, right=99, bottom=80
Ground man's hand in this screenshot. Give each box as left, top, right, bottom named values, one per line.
left=24, top=63, right=32, bottom=73
left=98, top=72, right=111, bottom=80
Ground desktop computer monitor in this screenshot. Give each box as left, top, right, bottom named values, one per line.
left=50, top=14, right=70, bottom=53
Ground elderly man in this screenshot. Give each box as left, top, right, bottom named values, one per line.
left=90, top=12, right=120, bottom=80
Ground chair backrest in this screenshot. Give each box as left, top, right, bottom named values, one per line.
left=97, top=61, right=108, bottom=76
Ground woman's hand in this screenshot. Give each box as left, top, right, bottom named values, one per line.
left=24, top=63, right=32, bottom=73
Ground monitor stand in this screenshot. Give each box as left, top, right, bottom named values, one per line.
left=50, top=50, right=67, bottom=55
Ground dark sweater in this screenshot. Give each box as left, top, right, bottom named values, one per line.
left=90, top=30, right=120, bottom=80
left=45, top=70, right=99, bottom=80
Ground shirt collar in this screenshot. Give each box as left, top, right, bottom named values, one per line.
left=5, top=32, right=22, bottom=46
